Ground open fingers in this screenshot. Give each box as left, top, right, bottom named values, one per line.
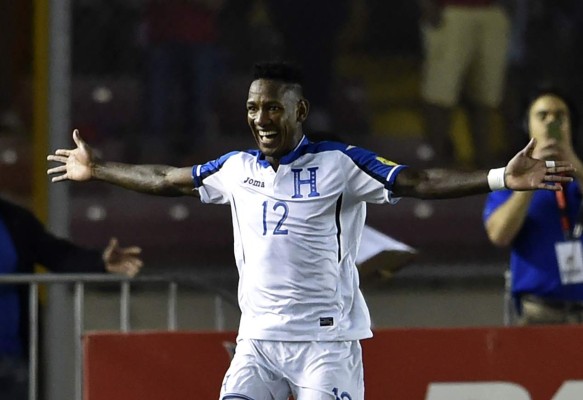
left=536, top=182, right=563, bottom=191
left=50, top=174, right=69, bottom=183
left=121, top=246, right=142, bottom=255
left=546, top=160, right=572, bottom=167
left=47, top=165, right=67, bottom=175
left=55, top=149, right=72, bottom=156
left=120, top=259, right=143, bottom=277
left=47, top=155, right=68, bottom=163
left=522, top=138, right=536, bottom=157
left=545, top=160, right=574, bottom=172
left=106, top=237, right=118, bottom=253
left=550, top=166, right=576, bottom=174
left=544, top=174, right=573, bottom=183
left=72, top=129, right=83, bottom=147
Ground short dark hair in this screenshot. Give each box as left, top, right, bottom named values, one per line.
left=253, top=62, right=304, bottom=86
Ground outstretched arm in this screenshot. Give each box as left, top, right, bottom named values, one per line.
left=47, top=129, right=198, bottom=197
left=393, top=138, right=574, bottom=199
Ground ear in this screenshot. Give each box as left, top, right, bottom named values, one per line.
left=296, top=99, right=310, bottom=122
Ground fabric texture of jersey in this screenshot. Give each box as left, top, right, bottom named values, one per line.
left=484, top=182, right=583, bottom=302
left=192, top=137, right=406, bottom=341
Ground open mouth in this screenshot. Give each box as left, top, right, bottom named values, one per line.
left=258, top=130, right=279, bottom=143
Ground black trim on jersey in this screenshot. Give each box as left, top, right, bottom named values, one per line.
left=335, top=194, right=343, bottom=262
left=231, top=198, right=245, bottom=264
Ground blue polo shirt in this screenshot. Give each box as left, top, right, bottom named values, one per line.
left=0, top=217, right=21, bottom=356
left=484, top=182, right=583, bottom=302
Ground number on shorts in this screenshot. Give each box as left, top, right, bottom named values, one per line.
left=333, top=387, right=352, bottom=400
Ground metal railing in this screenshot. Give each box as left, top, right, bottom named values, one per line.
left=0, top=273, right=237, bottom=400
left=503, top=269, right=519, bottom=326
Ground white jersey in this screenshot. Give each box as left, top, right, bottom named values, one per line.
left=192, top=136, right=406, bottom=341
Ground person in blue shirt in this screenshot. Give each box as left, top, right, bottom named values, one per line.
left=484, top=87, right=583, bottom=325
left=0, top=196, right=143, bottom=399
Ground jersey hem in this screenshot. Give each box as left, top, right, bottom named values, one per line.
left=236, top=329, right=373, bottom=342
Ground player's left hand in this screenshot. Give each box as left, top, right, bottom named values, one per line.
left=505, top=138, right=574, bottom=191
left=102, top=237, right=143, bottom=277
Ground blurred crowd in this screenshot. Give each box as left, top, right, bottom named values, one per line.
left=1, top=0, right=583, bottom=174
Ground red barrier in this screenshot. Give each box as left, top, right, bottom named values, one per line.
left=84, top=326, right=583, bottom=400
left=365, top=326, right=583, bottom=400
left=84, top=331, right=237, bottom=400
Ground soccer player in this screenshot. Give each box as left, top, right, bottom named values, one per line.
left=48, top=62, right=573, bottom=400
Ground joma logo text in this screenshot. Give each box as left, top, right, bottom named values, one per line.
left=243, top=177, right=265, bottom=187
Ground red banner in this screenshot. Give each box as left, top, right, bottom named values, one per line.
left=365, top=326, right=583, bottom=400
left=84, top=326, right=583, bottom=400
left=84, top=331, right=237, bottom=400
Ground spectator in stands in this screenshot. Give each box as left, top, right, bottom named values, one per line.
left=363, top=0, right=422, bottom=57
left=264, top=0, right=351, bottom=132
left=141, top=0, right=224, bottom=162
left=0, top=1, right=29, bottom=135
left=484, top=87, right=583, bottom=325
left=419, top=0, right=511, bottom=168
left=0, top=196, right=143, bottom=399
left=48, top=62, right=572, bottom=400
left=504, top=0, right=583, bottom=158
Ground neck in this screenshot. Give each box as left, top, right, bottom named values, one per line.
left=266, top=156, right=280, bottom=171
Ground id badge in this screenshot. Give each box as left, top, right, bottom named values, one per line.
left=555, top=240, right=583, bottom=285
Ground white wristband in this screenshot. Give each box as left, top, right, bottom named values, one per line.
left=487, top=167, right=506, bottom=191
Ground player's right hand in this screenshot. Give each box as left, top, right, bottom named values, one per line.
left=47, top=129, right=94, bottom=182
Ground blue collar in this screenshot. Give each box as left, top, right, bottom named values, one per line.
left=256, top=136, right=309, bottom=168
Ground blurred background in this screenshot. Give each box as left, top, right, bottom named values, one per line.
left=5, top=1, right=583, bottom=397
left=2, top=0, right=583, bottom=325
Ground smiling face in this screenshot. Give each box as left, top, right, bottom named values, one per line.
left=246, top=79, right=308, bottom=168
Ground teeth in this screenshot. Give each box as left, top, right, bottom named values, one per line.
left=259, top=131, right=277, bottom=139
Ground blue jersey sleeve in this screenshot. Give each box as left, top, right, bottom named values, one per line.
left=192, top=151, right=242, bottom=204
left=339, top=145, right=408, bottom=204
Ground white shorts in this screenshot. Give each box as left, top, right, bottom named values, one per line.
left=220, top=339, right=364, bottom=400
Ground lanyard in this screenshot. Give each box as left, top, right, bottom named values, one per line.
left=555, top=188, right=572, bottom=240
left=556, top=185, right=583, bottom=240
